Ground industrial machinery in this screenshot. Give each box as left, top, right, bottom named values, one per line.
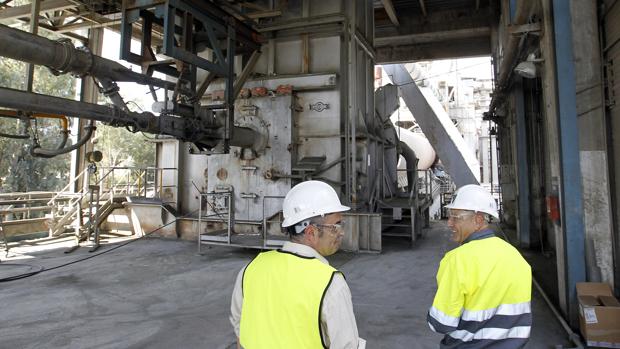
left=0, top=0, right=436, bottom=251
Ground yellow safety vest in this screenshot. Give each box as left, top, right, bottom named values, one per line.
left=428, top=231, right=532, bottom=348
left=240, top=250, right=340, bottom=349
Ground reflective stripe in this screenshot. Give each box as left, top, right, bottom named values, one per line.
left=428, top=311, right=460, bottom=334
left=461, top=301, right=531, bottom=322
left=441, top=337, right=530, bottom=349
left=458, top=313, right=532, bottom=334
left=429, top=306, right=461, bottom=327
left=448, top=326, right=531, bottom=342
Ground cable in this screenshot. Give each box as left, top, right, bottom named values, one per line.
left=0, top=208, right=199, bottom=283
left=387, top=61, right=490, bottom=88
left=0, top=263, right=44, bottom=282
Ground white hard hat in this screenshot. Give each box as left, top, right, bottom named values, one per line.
left=445, top=184, right=499, bottom=219
left=282, top=181, right=350, bottom=227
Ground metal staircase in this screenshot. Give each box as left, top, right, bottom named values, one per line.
left=47, top=165, right=178, bottom=247
left=47, top=166, right=129, bottom=240
left=380, top=169, right=438, bottom=245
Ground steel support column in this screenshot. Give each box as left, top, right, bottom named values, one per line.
left=514, top=78, right=530, bottom=247
left=552, top=0, right=586, bottom=326
left=71, top=28, right=104, bottom=193
left=24, top=0, right=40, bottom=92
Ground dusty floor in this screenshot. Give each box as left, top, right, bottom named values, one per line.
left=0, top=221, right=571, bottom=348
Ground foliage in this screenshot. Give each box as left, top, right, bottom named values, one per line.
left=95, top=124, right=155, bottom=169
left=0, top=26, right=156, bottom=193
left=0, top=56, right=75, bottom=193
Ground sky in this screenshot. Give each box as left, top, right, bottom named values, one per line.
left=427, top=57, right=494, bottom=82
left=101, top=29, right=165, bottom=112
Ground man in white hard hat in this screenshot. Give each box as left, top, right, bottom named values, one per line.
left=229, top=180, right=366, bottom=349
left=427, top=184, right=532, bottom=348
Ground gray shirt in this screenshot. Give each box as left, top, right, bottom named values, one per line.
left=229, top=241, right=366, bottom=348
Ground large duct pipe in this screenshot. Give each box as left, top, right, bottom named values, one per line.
left=0, top=87, right=257, bottom=150
left=382, top=125, right=400, bottom=197
left=0, top=24, right=175, bottom=90
left=396, top=126, right=436, bottom=170
left=488, top=1, right=536, bottom=114
left=399, top=141, right=418, bottom=192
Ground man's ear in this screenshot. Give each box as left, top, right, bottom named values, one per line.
left=475, top=213, right=486, bottom=226
left=304, top=225, right=318, bottom=240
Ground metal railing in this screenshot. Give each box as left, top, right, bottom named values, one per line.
left=98, top=166, right=178, bottom=204
left=0, top=192, right=57, bottom=220
left=46, top=165, right=178, bottom=237
left=198, top=190, right=234, bottom=251
left=1, top=166, right=179, bottom=242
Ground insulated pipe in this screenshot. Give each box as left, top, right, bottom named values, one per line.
left=382, top=125, right=400, bottom=197
left=496, top=2, right=536, bottom=87
left=488, top=1, right=536, bottom=114
left=0, top=24, right=175, bottom=90
left=0, top=87, right=258, bottom=150
left=399, top=141, right=418, bottom=193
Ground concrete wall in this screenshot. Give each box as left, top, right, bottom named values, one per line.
left=494, top=0, right=615, bottom=316
left=570, top=0, right=614, bottom=285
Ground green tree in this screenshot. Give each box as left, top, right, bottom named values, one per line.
left=0, top=26, right=156, bottom=193
left=0, top=54, right=75, bottom=193
left=95, top=125, right=155, bottom=169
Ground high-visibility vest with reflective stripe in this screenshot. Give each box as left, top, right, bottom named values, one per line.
left=428, top=235, right=532, bottom=348
left=240, top=250, right=339, bottom=349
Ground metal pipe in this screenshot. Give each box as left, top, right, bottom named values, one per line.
left=487, top=1, right=536, bottom=114
left=30, top=129, right=69, bottom=158
left=31, top=121, right=95, bottom=158
left=0, top=87, right=258, bottom=150
left=399, top=141, right=418, bottom=193
left=0, top=24, right=175, bottom=90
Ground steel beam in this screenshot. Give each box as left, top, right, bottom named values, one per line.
left=552, top=0, right=586, bottom=326
left=0, top=0, right=74, bottom=21
left=381, top=0, right=399, bottom=26
left=233, top=50, right=261, bottom=99
left=24, top=0, right=40, bottom=93
left=376, top=36, right=490, bottom=64
left=384, top=64, right=480, bottom=187
left=514, top=78, right=530, bottom=247
left=375, top=27, right=490, bottom=47
left=55, top=18, right=122, bottom=33
left=418, top=0, right=427, bottom=17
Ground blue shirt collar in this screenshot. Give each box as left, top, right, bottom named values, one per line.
left=462, top=227, right=495, bottom=244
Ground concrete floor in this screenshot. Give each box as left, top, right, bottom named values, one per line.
left=0, top=221, right=571, bottom=348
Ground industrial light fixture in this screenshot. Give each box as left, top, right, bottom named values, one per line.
left=514, top=53, right=542, bottom=79
left=514, top=61, right=537, bottom=79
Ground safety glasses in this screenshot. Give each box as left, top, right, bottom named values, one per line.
left=315, top=222, right=345, bottom=234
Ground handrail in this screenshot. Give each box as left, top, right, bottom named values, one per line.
left=47, top=167, right=90, bottom=206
